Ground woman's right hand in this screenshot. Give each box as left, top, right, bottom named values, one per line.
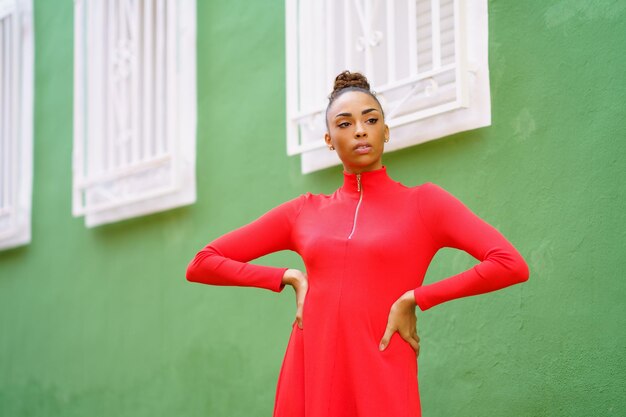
left=282, top=268, right=308, bottom=329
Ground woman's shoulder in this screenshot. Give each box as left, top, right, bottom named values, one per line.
left=404, top=181, right=466, bottom=210
left=407, top=181, right=454, bottom=195
left=280, top=190, right=326, bottom=209
left=297, top=189, right=339, bottom=201
left=399, top=180, right=440, bottom=196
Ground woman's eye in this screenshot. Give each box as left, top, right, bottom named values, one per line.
left=338, top=122, right=350, bottom=128
left=367, top=118, right=378, bottom=124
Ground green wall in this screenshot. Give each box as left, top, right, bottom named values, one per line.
left=1, top=1, right=624, bottom=416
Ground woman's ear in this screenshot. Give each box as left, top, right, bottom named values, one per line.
left=324, top=132, right=334, bottom=150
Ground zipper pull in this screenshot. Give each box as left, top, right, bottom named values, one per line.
left=356, top=174, right=361, bottom=192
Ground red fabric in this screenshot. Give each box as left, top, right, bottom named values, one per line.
left=186, top=166, right=529, bottom=417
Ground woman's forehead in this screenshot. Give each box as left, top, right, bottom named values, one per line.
left=329, top=91, right=382, bottom=116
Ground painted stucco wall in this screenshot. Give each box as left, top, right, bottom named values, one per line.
left=1, top=0, right=624, bottom=416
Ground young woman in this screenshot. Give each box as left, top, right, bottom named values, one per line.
left=186, top=71, right=530, bottom=417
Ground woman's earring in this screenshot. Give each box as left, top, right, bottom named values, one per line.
left=329, top=145, right=335, bottom=150
left=384, top=138, right=389, bottom=143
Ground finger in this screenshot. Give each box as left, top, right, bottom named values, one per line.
left=397, top=329, right=420, bottom=353
left=379, top=326, right=395, bottom=351
left=297, top=286, right=308, bottom=305
left=296, top=288, right=307, bottom=330
left=406, top=336, right=420, bottom=354
left=296, top=309, right=303, bottom=329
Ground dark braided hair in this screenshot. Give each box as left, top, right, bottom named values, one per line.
left=325, top=71, right=385, bottom=130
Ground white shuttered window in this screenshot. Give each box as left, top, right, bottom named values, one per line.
left=73, top=0, right=196, bottom=227
left=0, top=0, right=33, bottom=251
left=286, top=0, right=491, bottom=174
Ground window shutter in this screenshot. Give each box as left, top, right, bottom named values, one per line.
left=285, top=0, right=491, bottom=174
left=73, top=0, right=196, bottom=227
left=0, top=0, right=33, bottom=251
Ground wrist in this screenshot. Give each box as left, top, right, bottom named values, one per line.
left=400, top=289, right=417, bottom=307
left=282, top=269, right=294, bottom=286
left=282, top=268, right=303, bottom=287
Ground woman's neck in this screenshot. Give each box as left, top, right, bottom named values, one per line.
left=342, top=161, right=383, bottom=175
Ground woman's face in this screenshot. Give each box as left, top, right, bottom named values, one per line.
left=325, top=91, right=389, bottom=174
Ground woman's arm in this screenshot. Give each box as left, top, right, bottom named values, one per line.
left=413, top=182, right=530, bottom=311
left=186, top=194, right=307, bottom=292
left=379, top=182, right=529, bottom=352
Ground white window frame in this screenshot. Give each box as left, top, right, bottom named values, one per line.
left=0, top=0, right=33, bottom=251
left=285, top=0, right=491, bottom=174
left=73, top=0, right=197, bottom=227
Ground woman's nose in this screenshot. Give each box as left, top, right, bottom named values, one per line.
left=355, top=123, right=367, bottom=138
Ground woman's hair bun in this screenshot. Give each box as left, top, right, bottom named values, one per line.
left=325, top=70, right=384, bottom=125
left=330, top=71, right=371, bottom=100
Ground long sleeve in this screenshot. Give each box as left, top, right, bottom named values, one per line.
left=186, top=194, right=307, bottom=292
left=413, top=182, right=529, bottom=311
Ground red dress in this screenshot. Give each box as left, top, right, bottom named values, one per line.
left=186, top=166, right=529, bottom=417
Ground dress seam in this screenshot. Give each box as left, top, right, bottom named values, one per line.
left=416, top=183, right=442, bottom=248
left=327, top=238, right=350, bottom=416
left=290, top=193, right=309, bottom=253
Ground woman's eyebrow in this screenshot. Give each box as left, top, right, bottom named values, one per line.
left=334, top=108, right=379, bottom=118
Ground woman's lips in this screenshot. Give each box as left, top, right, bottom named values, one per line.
left=354, top=144, right=372, bottom=154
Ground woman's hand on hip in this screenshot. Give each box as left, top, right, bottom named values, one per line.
left=282, top=268, right=308, bottom=329
left=379, top=290, right=420, bottom=355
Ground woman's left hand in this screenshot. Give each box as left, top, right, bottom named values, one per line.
left=379, top=290, right=420, bottom=355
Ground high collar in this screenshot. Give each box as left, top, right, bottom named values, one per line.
left=339, top=165, right=397, bottom=197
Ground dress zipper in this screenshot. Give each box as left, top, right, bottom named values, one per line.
left=347, top=174, right=362, bottom=240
